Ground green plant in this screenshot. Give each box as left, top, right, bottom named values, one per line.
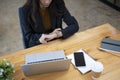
left=0, top=59, right=15, bottom=80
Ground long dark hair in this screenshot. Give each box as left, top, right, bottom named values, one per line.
left=23, top=0, right=41, bottom=26
left=23, top=0, right=66, bottom=27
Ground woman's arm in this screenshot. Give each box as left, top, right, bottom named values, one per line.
left=21, top=7, right=42, bottom=47
left=55, top=0, right=79, bottom=39
left=61, top=9, right=79, bottom=39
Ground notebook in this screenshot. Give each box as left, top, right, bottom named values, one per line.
left=21, top=50, right=71, bottom=76
left=100, top=38, right=120, bottom=53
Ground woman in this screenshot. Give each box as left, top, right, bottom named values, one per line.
left=21, top=0, right=79, bottom=47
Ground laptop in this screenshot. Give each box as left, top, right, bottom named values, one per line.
left=21, top=50, right=71, bottom=76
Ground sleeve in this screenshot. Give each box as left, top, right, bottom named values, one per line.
left=61, top=9, right=79, bottom=39
left=55, top=0, right=79, bottom=39
left=21, top=7, right=42, bottom=47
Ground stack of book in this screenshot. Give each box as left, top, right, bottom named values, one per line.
left=100, top=38, right=120, bottom=53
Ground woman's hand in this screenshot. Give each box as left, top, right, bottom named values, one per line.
left=45, top=33, right=57, bottom=41
left=50, top=28, right=63, bottom=38
left=39, top=28, right=63, bottom=44
left=39, top=34, right=48, bottom=44
left=39, top=33, right=57, bottom=44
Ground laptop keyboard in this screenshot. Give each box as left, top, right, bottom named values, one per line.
left=25, top=50, right=66, bottom=64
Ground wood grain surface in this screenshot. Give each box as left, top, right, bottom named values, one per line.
left=0, top=23, right=120, bottom=80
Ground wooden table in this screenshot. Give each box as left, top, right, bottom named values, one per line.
left=0, top=23, right=120, bottom=80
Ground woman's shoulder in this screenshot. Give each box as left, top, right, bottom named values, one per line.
left=21, top=5, right=32, bottom=14
left=50, top=0, right=66, bottom=14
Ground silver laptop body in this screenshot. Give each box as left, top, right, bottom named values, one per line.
left=21, top=59, right=71, bottom=76
left=21, top=50, right=71, bottom=76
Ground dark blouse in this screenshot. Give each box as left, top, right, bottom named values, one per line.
left=39, top=8, right=52, bottom=32
left=21, top=0, right=79, bottom=47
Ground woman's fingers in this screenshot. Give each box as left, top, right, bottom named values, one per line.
left=39, top=33, right=57, bottom=44
left=39, top=34, right=48, bottom=44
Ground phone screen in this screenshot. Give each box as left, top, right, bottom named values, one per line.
left=74, top=52, right=86, bottom=67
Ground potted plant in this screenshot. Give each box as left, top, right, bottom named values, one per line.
left=0, top=59, right=15, bottom=80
